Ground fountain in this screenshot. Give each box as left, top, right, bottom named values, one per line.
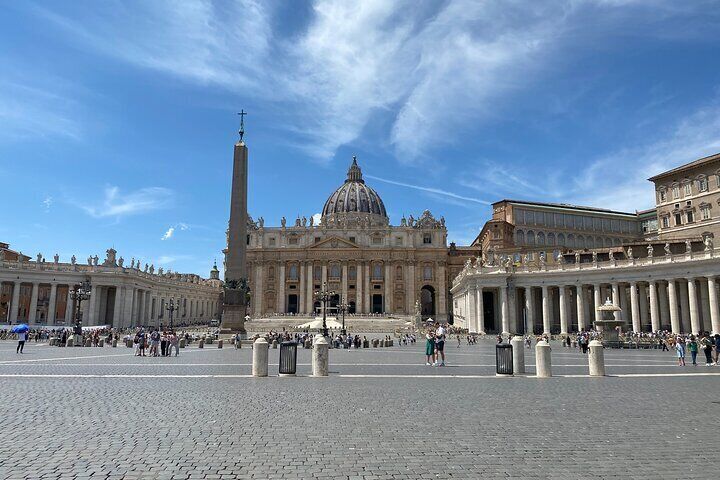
left=594, top=298, right=625, bottom=347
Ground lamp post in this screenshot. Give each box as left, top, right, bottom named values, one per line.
left=69, top=280, right=92, bottom=336
left=314, top=282, right=336, bottom=337
left=338, top=299, right=348, bottom=336
left=166, top=298, right=179, bottom=330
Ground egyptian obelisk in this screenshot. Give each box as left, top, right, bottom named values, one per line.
left=220, top=111, right=249, bottom=335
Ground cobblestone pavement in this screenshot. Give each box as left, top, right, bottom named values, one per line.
left=0, top=339, right=718, bottom=479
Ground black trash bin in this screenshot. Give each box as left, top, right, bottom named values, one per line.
left=279, top=341, right=298, bottom=376
left=495, top=343, right=513, bottom=376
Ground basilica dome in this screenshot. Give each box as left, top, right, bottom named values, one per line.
left=321, top=157, right=388, bottom=221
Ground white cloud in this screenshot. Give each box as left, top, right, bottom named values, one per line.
left=80, top=186, right=174, bottom=218
left=312, top=213, right=322, bottom=225
left=161, top=222, right=190, bottom=240
left=42, top=196, right=53, bottom=212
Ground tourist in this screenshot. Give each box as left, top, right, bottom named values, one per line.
left=150, top=329, right=160, bottom=356
left=133, top=330, right=142, bottom=356
left=675, top=337, right=686, bottom=366
left=434, top=323, right=446, bottom=367
left=700, top=332, right=713, bottom=366
left=160, top=331, right=168, bottom=356
left=16, top=330, right=26, bottom=354
left=424, top=328, right=435, bottom=366
left=687, top=335, right=699, bottom=366
left=715, top=334, right=720, bottom=365
left=169, top=331, right=179, bottom=357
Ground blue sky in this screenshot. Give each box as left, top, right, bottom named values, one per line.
left=1, top=0, right=720, bottom=276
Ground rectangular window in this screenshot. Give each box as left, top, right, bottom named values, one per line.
left=395, top=237, right=403, bottom=246
left=314, top=237, right=321, bottom=244
left=269, top=237, right=276, bottom=246
left=423, top=234, right=432, bottom=244
left=662, top=217, right=670, bottom=228
left=684, top=183, right=692, bottom=196
left=686, top=211, right=694, bottom=223
left=674, top=213, right=682, bottom=226
left=672, top=186, right=680, bottom=199
left=423, top=266, right=432, bottom=280
left=372, top=237, right=382, bottom=245
left=701, top=207, right=711, bottom=220
left=659, top=190, right=667, bottom=202
left=288, top=237, right=298, bottom=245
left=698, top=178, right=708, bottom=192
left=686, top=201, right=692, bottom=207
left=349, top=236, right=355, bottom=243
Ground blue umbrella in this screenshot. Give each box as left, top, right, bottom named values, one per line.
left=11, top=324, right=29, bottom=333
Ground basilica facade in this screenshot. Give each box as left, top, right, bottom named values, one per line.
left=243, top=157, right=464, bottom=320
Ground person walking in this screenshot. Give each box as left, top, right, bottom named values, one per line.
left=675, top=337, right=686, bottom=366
left=424, top=328, right=435, bottom=366
left=16, top=330, right=26, bottom=354
left=688, top=335, right=699, bottom=366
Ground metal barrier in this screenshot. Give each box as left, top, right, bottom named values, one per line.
left=495, top=343, right=513, bottom=376
left=279, top=341, right=298, bottom=376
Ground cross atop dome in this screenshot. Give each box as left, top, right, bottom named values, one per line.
left=346, top=155, right=363, bottom=183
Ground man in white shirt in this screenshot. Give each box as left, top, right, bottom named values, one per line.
left=434, top=324, right=446, bottom=366
left=16, top=330, right=27, bottom=354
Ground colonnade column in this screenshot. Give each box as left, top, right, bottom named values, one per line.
left=476, top=286, right=485, bottom=334
left=112, top=286, right=123, bottom=329
left=611, top=283, right=620, bottom=321
left=65, top=287, right=74, bottom=324
left=558, top=286, right=568, bottom=334
left=9, top=281, right=21, bottom=322
left=525, top=287, right=534, bottom=334
left=541, top=285, right=550, bottom=335
left=48, top=282, right=58, bottom=324
left=687, top=278, right=700, bottom=334
left=648, top=282, right=660, bottom=332
left=500, top=285, right=509, bottom=335
left=467, top=289, right=475, bottom=332
left=700, top=280, right=711, bottom=330
left=576, top=285, right=586, bottom=331
left=678, top=280, right=690, bottom=332
left=638, top=284, right=648, bottom=331
left=658, top=282, right=670, bottom=329
left=629, top=282, right=640, bottom=332
left=277, top=263, right=286, bottom=314
left=668, top=280, right=680, bottom=333
left=28, top=282, right=39, bottom=323
left=708, top=276, right=719, bottom=335
left=593, top=284, right=601, bottom=323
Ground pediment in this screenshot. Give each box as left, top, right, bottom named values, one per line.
left=309, top=236, right=359, bottom=249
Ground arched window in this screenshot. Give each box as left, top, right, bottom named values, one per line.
left=537, top=232, right=545, bottom=245
left=515, top=229, right=525, bottom=245
left=330, top=264, right=341, bottom=278
left=547, top=233, right=555, bottom=246
left=372, top=264, right=383, bottom=279
left=288, top=264, right=298, bottom=280
left=577, top=235, right=584, bottom=249
left=557, top=233, right=565, bottom=246
left=567, top=234, right=575, bottom=248
left=527, top=230, right=535, bottom=245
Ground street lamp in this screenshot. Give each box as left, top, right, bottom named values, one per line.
left=166, top=298, right=179, bottom=330
left=69, top=280, right=92, bottom=337
left=314, top=281, right=336, bottom=337
left=338, top=299, right=348, bottom=336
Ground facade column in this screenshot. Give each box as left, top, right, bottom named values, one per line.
left=321, top=264, right=328, bottom=286
left=687, top=278, right=700, bottom=334
left=255, top=263, right=264, bottom=317
left=437, top=264, right=447, bottom=321
left=658, top=282, right=670, bottom=329
left=406, top=263, right=415, bottom=315
left=679, top=280, right=691, bottom=333
left=668, top=280, right=680, bottom=333
left=299, top=263, right=305, bottom=314
left=9, top=281, right=21, bottom=322
left=648, top=282, right=660, bottom=332
left=593, top=284, right=602, bottom=323
left=576, top=285, right=586, bottom=332
left=384, top=264, right=392, bottom=313
left=558, top=285, right=568, bottom=334
left=525, top=287, right=535, bottom=334
left=356, top=262, right=363, bottom=314
left=638, top=284, right=648, bottom=331
left=341, top=264, right=348, bottom=305
left=65, top=286, right=74, bottom=325
left=363, top=263, right=370, bottom=314
left=500, top=285, right=509, bottom=334
left=611, top=283, right=620, bottom=321
left=708, top=277, right=719, bottom=334
left=306, top=263, right=314, bottom=314
left=47, top=283, right=58, bottom=324
left=629, top=282, right=640, bottom=332
left=28, top=282, right=39, bottom=324
left=476, top=286, right=485, bottom=334
left=541, top=285, right=550, bottom=335
left=277, top=262, right=286, bottom=314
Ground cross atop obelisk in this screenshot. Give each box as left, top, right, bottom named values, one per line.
left=237, top=110, right=247, bottom=142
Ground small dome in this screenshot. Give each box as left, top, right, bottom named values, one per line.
left=321, top=156, right=388, bottom=220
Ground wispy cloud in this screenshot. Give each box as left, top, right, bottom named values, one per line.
left=80, top=186, right=174, bottom=218
left=42, top=196, right=53, bottom=212
left=161, top=222, right=189, bottom=240
left=365, top=174, right=490, bottom=206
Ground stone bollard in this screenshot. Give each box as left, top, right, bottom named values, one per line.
left=272, top=339, right=278, bottom=349
left=535, top=340, right=552, bottom=378
left=198, top=339, right=204, bottom=349
left=66, top=337, right=74, bottom=348
left=99, top=339, right=104, bottom=347
left=252, top=338, right=269, bottom=377
left=510, top=336, right=525, bottom=374
left=588, top=340, right=606, bottom=376
left=312, top=335, right=329, bottom=377
left=218, top=339, right=223, bottom=349
left=112, top=339, right=117, bottom=348
left=179, top=338, right=186, bottom=348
